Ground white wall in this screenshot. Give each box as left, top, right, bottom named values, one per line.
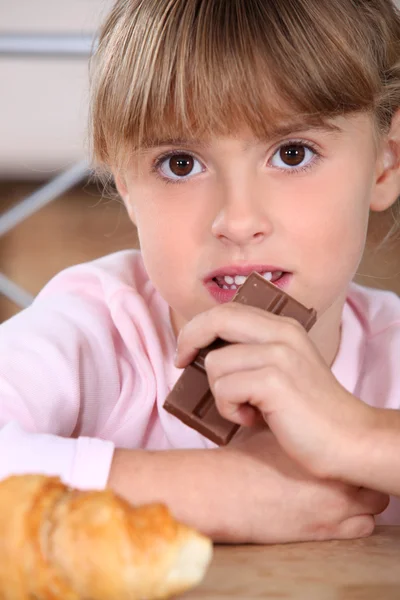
left=0, top=0, right=113, bottom=178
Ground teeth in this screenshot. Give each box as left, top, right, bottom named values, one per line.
left=219, top=271, right=284, bottom=289
left=222, top=275, right=247, bottom=286
left=263, top=271, right=283, bottom=282
left=234, top=275, right=246, bottom=286
left=262, top=272, right=273, bottom=281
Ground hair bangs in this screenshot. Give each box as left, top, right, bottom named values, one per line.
left=90, top=0, right=398, bottom=171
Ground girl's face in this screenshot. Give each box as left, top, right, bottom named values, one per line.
left=117, top=112, right=398, bottom=359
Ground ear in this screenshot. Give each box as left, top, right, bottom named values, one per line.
left=113, top=171, right=129, bottom=201
left=370, top=109, right=400, bottom=212
left=113, top=172, right=137, bottom=225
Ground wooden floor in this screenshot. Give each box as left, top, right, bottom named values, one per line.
left=0, top=180, right=138, bottom=322
left=0, top=180, right=398, bottom=322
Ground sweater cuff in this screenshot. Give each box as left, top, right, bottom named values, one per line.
left=68, top=435, right=115, bottom=490
left=0, top=422, right=115, bottom=491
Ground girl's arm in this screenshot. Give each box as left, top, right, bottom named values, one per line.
left=0, top=281, right=124, bottom=489
left=334, top=407, right=400, bottom=497
left=107, top=429, right=388, bottom=544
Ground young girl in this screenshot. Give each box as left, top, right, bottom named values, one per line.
left=1, top=0, right=399, bottom=544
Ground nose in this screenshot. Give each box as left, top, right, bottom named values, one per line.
left=211, top=178, right=273, bottom=247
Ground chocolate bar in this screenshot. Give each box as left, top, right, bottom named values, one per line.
left=163, top=272, right=317, bottom=445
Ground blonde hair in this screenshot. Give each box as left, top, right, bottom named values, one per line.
left=89, top=0, right=400, bottom=237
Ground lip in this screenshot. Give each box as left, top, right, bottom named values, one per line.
left=204, top=264, right=288, bottom=282
left=204, top=265, right=293, bottom=304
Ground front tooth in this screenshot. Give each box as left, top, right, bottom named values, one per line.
left=224, top=276, right=234, bottom=285
left=234, top=275, right=246, bottom=286
left=262, top=272, right=273, bottom=281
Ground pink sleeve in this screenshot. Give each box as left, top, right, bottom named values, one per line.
left=0, top=285, right=120, bottom=489
left=0, top=422, right=114, bottom=490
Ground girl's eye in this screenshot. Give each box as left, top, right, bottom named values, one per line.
left=270, top=143, right=316, bottom=170
left=157, top=153, right=203, bottom=181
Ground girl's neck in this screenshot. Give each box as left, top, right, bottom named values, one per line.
left=309, top=294, right=346, bottom=368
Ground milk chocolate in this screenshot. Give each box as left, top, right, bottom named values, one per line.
left=163, top=272, right=317, bottom=445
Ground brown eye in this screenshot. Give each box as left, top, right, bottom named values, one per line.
left=279, top=145, right=306, bottom=167
left=169, top=155, right=194, bottom=177
left=158, top=153, right=203, bottom=181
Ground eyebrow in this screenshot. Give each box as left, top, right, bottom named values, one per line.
left=140, top=137, right=212, bottom=150
left=141, top=121, right=342, bottom=151
left=267, top=120, right=342, bottom=139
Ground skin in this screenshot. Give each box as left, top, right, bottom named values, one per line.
left=118, top=113, right=399, bottom=363
left=110, top=110, right=400, bottom=539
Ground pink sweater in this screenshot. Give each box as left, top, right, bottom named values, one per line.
left=0, top=250, right=399, bottom=524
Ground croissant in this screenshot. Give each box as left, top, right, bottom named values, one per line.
left=0, top=474, right=213, bottom=600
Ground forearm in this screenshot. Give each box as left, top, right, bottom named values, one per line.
left=107, top=447, right=241, bottom=542
left=340, top=407, right=400, bottom=496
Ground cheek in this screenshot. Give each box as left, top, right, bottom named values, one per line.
left=129, top=183, right=211, bottom=271
left=129, top=195, right=202, bottom=306
left=284, top=181, right=372, bottom=315
left=136, top=212, right=183, bottom=274
left=290, top=168, right=372, bottom=271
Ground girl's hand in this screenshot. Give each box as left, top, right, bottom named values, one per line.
left=224, top=426, right=388, bottom=543
left=175, top=302, right=375, bottom=483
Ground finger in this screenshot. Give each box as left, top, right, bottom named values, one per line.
left=353, top=487, right=390, bottom=516
left=320, top=489, right=388, bottom=541
left=335, top=515, right=375, bottom=540
left=176, top=303, right=306, bottom=367
left=205, top=342, right=301, bottom=386
left=212, top=368, right=285, bottom=423
left=224, top=403, right=260, bottom=428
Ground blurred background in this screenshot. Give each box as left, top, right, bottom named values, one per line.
left=0, top=0, right=398, bottom=323
left=0, top=0, right=139, bottom=321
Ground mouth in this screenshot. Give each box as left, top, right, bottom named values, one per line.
left=204, top=265, right=291, bottom=303
left=212, top=270, right=285, bottom=291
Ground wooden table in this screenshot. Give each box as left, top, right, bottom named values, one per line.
left=182, top=527, right=400, bottom=599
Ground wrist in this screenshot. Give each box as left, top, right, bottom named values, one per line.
left=309, top=398, right=374, bottom=483
left=334, top=406, right=400, bottom=495
left=107, top=447, right=242, bottom=541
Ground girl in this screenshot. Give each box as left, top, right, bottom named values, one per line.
left=1, top=0, right=399, bottom=544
